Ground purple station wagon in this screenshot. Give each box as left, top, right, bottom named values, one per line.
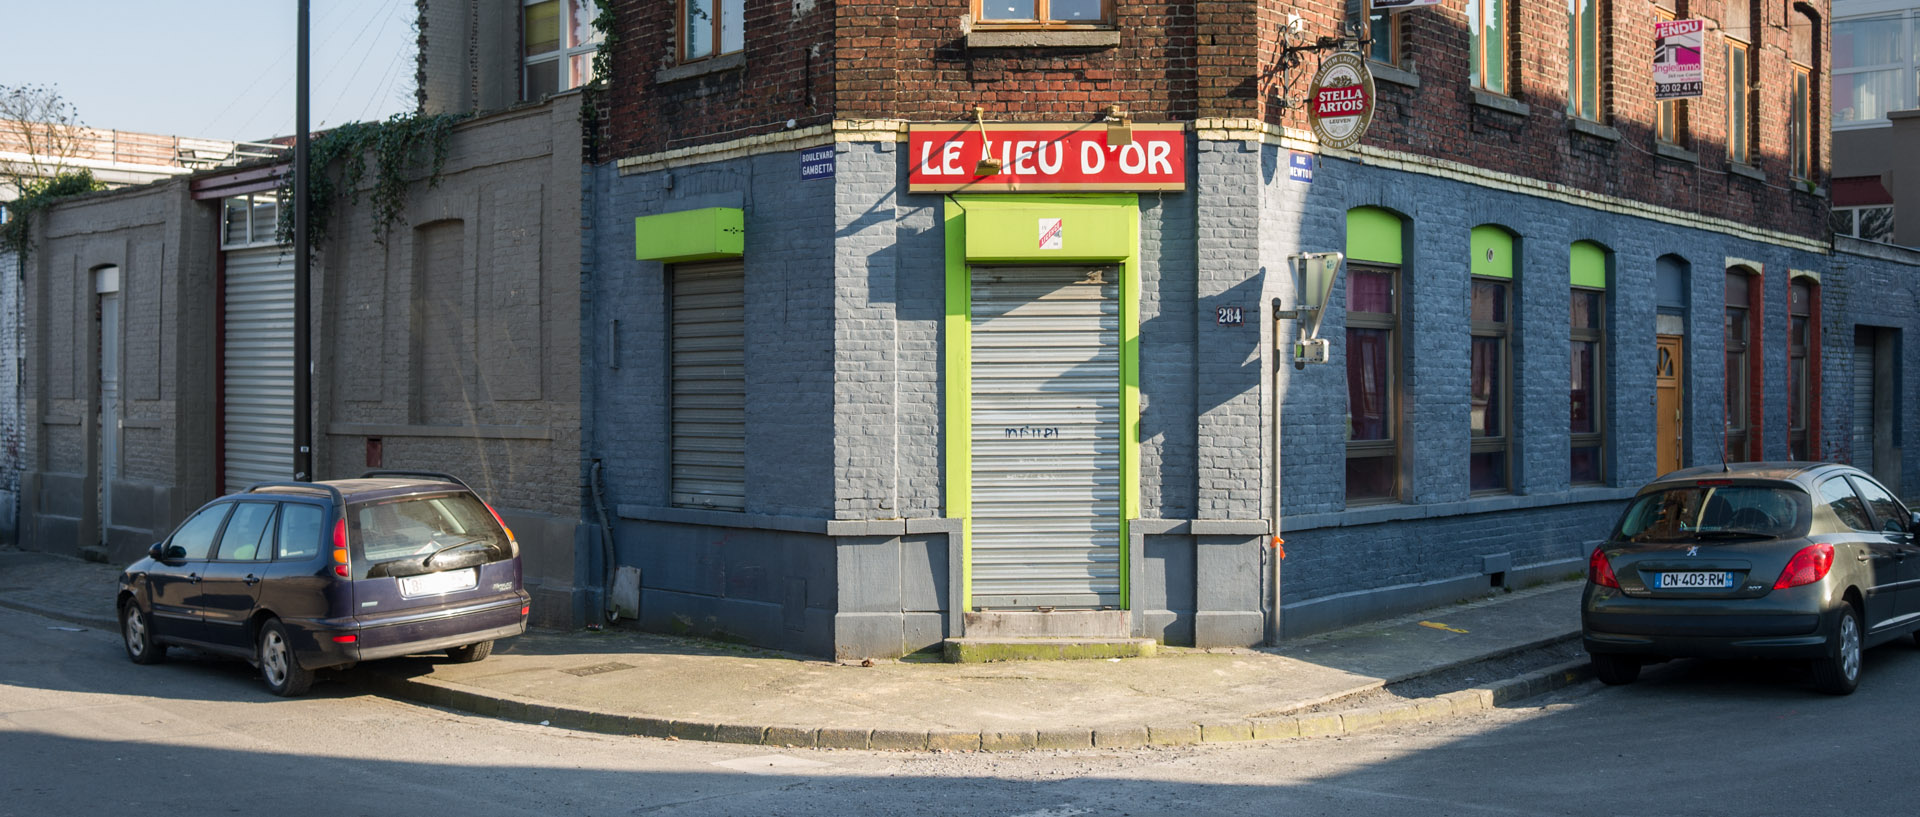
left=117, top=471, right=528, bottom=696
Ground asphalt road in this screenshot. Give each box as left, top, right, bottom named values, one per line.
left=3, top=604, right=1916, bottom=817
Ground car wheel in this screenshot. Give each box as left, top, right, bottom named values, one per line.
left=1591, top=653, right=1640, bottom=686
left=257, top=619, right=315, bottom=697
left=1811, top=604, right=1862, bottom=696
left=446, top=640, right=494, bottom=664
left=120, top=601, right=167, bottom=665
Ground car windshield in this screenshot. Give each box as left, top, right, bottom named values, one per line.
left=1616, top=484, right=1809, bottom=542
left=348, top=492, right=510, bottom=578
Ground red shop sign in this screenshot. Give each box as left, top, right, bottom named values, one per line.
left=907, top=123, right=1188, bottom=193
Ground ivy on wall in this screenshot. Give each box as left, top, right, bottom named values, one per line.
left=0, top=171, right=105, bottom=260
left=276, top=110, right=468, bottom=250
left=579, top=0, right=617, bottom=159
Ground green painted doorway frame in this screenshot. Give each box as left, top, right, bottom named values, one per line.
left=943, top=194, right=1142, bottom=612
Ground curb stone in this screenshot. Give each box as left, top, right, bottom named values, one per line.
left=356, top=655, right=1596, bottom=753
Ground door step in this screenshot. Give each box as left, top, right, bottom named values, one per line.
left=943, top=637, right=1158, bottom=663
left=963, top=609, right=1131, bottom=639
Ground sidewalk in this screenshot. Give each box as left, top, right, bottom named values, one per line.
left=0, top=545, right=1592, bottom=751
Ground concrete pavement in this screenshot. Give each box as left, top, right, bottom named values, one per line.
left=0, top=545, right=1593, bottom=750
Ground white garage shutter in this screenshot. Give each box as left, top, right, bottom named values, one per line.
left=671, top=262, right=746, bottom=511
left=969, top=266, right=1121, bottom=609
left=223, top=245, right=296, bottom=493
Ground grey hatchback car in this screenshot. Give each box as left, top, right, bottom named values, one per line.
left=1583, top=462, right=1920, bottom=695
left=117, top=471, right=529, bottom=696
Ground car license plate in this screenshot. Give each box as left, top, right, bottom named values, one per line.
left=400, top=567, right=478, bottom=597
left=1657, top=571, right=1734, bottom=589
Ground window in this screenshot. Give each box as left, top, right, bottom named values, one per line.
left=1787, top=277, right=1818, bottom=460
left=1470, top=226, right=1515, bottom=493
left=1725, top=37, right=1752, bottom=165
left=1819, top=477, right=1872, bottom=531
left=1345, top=207, right=1405, bottom=504
left=526, top=0, right=603, bottom=98
left=276, top=503, right=325, bottom=560
left=1851, top=475, right=1911, bottom=532
left=1347, top=265, right=1400, bottom=503
left=1832, top=12, right=1917, bottom=125
left=167, top=504, right=233, bottom=561
left=1347, top=0, right=1401, bottom=67
left=1654, top=5, right=1689, bottom=144
left=221, top=193, right=282, bottom=250
left=1467, top=0, right=1508, bottom=93
left=1724, top=269, right=1758, bottom=461
left=1570, top=242, right=1608, bottom=485
left=1831, top=206, right=1896, bottom=243
left=671, top=262, right=747, bottom=511
left=1567, top=0, right=1601, bottom=120
left=1790, top=10, right=1817, bottom=180
left=215, top=502, right=277, bottom=561
left=972, top=0, right=1112, bottom=27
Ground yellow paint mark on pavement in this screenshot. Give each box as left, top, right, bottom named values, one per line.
left=1418, top=621, right=1468, bottom=634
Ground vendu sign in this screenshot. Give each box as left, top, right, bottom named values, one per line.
left=908, top=123, right=1187, bottom=193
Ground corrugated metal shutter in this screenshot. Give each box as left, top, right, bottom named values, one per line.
left=1853, top=339, right=1876, bottom=475
left=671, top=262, right=746, bottom=511
left=223, top=246, right=296, bottom=493
left=970, top=266, right=1121, bottom=609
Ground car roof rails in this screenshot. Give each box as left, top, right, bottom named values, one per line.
left=245, top=481, right=346, bottom=508
left=359, top=470, right=477, bottom=495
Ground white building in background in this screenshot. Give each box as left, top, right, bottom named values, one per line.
left=1831, top=0, right=1920, bottom=247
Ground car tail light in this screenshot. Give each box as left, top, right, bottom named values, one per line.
left=332, top=634, right=358, bottom=644
left=1774, top=543, right=1835, bottom=590
left=521, top=605, right=530, bottom=616
left=1588, top=546, right=1620, bottom=588
left=332, top=518, right=350, bottom=578
left=485, top=502, right=516, bottom=544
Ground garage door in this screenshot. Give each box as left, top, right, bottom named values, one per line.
left=969, top=266, right=1121, bottom=609
left=223, top=246, right=295, bottom=493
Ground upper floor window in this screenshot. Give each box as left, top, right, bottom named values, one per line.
left=1346, top=0, right=1402, bottom=68
left=1470, top=225, right=1517, bottom=493
left=1831, top=205, right=1896, bottom=243
left=1832, top=12, right=1918, bottom=126
left=680, top=0, right=743, bottom=62
left=1468, top=0, right=1509, bottom=93
left=1655, top=3, right=1690, bottom=145
left=222, top=193, right=283, bottom=250
left=1725, top=36, right=1753, bottom=166
left=973, top=0, right=1112, bottom=27
left=1789, top=8, right=1818, bottom=180
left=1567, top=0, right=1601, bottom=120
left=525, top=0, right=602, bottom=99
left=1570, top=241, right=1609, bottom=485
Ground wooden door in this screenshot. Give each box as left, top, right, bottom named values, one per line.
left=1656, top=335, right=1684, bottom=475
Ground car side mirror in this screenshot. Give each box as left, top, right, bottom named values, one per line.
left=148, top=543, right=166, bottom=561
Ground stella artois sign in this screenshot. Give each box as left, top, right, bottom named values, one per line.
left=1309, top=52, right=1376, bottom=150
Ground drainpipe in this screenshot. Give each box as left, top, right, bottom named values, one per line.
left=1267, top=297, right=1286, bottom=646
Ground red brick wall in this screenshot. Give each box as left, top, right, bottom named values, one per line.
left=607, top=0, right=1827, bottom=238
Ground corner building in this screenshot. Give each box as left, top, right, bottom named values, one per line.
left=589, top=0, right=1918, bottom=658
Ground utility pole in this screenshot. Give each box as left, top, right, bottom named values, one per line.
left=293, top=0, right=312, bottom=481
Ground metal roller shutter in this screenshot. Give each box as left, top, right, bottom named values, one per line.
left=1853, top=339, right=1875, bottom=475
left=970, top=265, right=1121, bottom=609
left=671, top=262, right=747, bottom=511
left=223, top=246, right=296, bottom=493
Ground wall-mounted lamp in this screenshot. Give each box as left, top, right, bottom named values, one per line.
left=1105, top=104, right=1133, bottom=146
left=972, top=107, right=1002, bottom=176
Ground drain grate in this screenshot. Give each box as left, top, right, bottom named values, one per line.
left=560, top=662, right=635, bottom=677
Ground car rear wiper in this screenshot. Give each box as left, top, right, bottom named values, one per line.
left=423, top=538, right=490, bottom=567
left=1690, top=529, right=1776, bottom=539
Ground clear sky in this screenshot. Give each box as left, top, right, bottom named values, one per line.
left=1, top=0, right=419, bottom=142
